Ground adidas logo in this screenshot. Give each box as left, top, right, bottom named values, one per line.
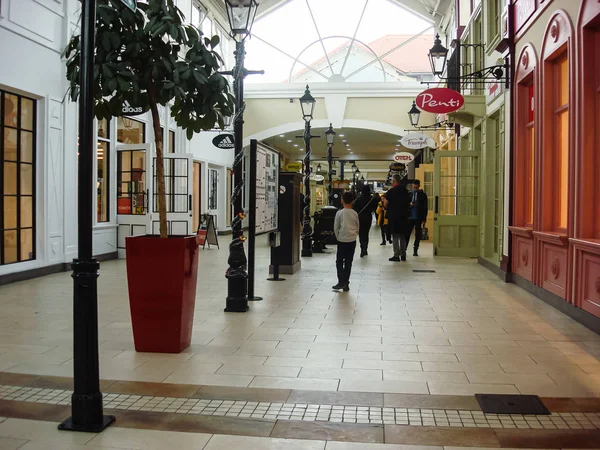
left=122, top=101, right=143, bottom=114
left=218, top=136, right=234, bottom=148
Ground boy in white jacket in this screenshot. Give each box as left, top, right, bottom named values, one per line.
left=333, top=191, right=359, bottom=291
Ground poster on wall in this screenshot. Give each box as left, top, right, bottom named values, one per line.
left=255, top=142, right=280, bottom=235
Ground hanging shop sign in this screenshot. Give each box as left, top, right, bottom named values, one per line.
left=399, top=133, right=437, bottom=150
left=212, top=134, right=235, bottom=149
left=416, top=88, right=464, bottom=114
left=311, top=174, right=325, bottom=182
left=393, top=152, right=415, bottom=163
left=284, top=162, right=303, bottom=172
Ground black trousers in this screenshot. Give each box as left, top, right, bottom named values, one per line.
left=336, top=241, right=356, bottom=285
left=359, top=221, right=372, bottom=252
left=380, top=224, right=391, bottom=243
left=405, top=219, right=423, bottom=250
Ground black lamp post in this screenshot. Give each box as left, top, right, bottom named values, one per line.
left=224, top=0, right=260, bottom=313
left=428, top=34, right=449, bottom=77
left=325, top=123, right=336, bottom=205
left=58, top=0, right=114, bottom=433
left=300, top=85, right=316, bottom=257
left=408, top=101, right=421, bottom=127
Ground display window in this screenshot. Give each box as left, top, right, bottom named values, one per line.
left=117, top=117, right=145, bottom=144
left=0, top=90, right=36, bottom=265
left=97, top=118, right=110, bottom=223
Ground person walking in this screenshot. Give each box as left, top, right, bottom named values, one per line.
left=376, top=194, right=391, bottom=245
left=383, top=175, right=410, bottom=262
left=405, top=179, right=428, bottom=256
left=353, top=185, right=378, bottom=257
left=332, top=191, right=359, bottom=291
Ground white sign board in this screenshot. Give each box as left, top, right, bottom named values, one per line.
left=393, top=152, right=415, bottom=163
left=311, top=174, right=325, bottom=182
left=255, top=143, right=280, bottom=235
left=400, top=133, right=436, bottom=150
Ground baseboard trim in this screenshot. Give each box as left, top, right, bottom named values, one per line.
left=0, top=252, right=118, bottom=286
left=512, top=274, right=600, bottom=336
left=477, top=257, right=510, bottom=282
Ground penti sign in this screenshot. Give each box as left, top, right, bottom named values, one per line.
left=400, top=133, right=437, bottom=150
left=120, top=0, right=137, bottom=12
left=416, top=87, right=464, bottom=114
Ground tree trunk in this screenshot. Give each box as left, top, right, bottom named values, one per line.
left=148, top=91, right=168, bottom=239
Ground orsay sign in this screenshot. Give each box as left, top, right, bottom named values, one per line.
left=212, top=134, right=235, bottom=149
left=400, top=133, right=436, bottom=150
left=416, top=88, right=464, bottom=114
left=393, top=152, right=415, bottom=163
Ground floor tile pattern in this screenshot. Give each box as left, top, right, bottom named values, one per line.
left=2, top=384, right=600, bottom=431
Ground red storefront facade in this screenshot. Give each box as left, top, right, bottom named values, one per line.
left=509, top=0, right=600, bottom=319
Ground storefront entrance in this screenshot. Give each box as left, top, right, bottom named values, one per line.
left=433, top=150, right=480, bottom=257
left=116, top=143, right=194, bottom=258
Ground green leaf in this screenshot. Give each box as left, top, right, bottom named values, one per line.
left=210, top=35, right=220, bottom=48
left=186, top=128, right=194, bottom=140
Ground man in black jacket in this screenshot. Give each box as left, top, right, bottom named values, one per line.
left=353, top=185, right=378, bottom=257
left=406, top=179, right=428, bottom=256
left=383, top=175, right=411, bottom=261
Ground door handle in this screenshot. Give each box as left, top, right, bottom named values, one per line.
left=145, top=189, right=149, bottom=212
left=189, top=194, right=192, bottom=211
left=434, top=196, right=439, bottom=214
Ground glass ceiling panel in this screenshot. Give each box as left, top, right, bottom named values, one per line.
left=246, top=0, right=433, bottom=84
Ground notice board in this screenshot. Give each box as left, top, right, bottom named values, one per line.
left=255, top=142, right=280, bottom=235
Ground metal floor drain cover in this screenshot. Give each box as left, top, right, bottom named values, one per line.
left=412, top=269, right=436, bottom=273
left=475, top=394, right=550, bottom=415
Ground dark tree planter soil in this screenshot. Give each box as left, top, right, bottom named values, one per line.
left=126, top=235, right=199, bottom=353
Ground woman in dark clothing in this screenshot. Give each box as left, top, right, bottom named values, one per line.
left=353, top=185, right=378, bottom=257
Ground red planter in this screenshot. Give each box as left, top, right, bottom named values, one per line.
left=125, top=235, right=199, bottom=353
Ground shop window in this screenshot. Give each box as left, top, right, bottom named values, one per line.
left=526, top=84, right=535, bottom=226
left=554, top=55, right=569, bottom=231
left=97, top=118, right=110, bottom=223
left=117, top=150, right=147, bottom=215
left=1, top=90, right=36, bottom=265
left=208, top=168, right=218, bottom=210
left=117, top=117, right=145, bottom=144
left=488, top=0, right=501, bottom=41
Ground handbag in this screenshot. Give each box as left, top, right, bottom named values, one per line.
left=420, top=227, right=429, bottom=241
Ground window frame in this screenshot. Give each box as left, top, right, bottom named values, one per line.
left=0, top=90, right=37, bottom=266
left=96, top=119, right=110, bottom=224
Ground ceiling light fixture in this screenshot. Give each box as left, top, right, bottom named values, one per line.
left=279, top=134, right=285, bottom=137
left=287, top=140, right=292, bottom=143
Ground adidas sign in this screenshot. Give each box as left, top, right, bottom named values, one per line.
left=121, top=101, right=144, bottom=116
left=212, top=133, right=235, bottom=149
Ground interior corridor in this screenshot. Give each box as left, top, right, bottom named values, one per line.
left=1, top=232, right=600, bottom=448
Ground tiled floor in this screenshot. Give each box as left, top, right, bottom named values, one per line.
left=1, top=237, right=600, bottom=397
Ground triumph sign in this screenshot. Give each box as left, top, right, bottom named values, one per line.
left=416, top=87, right=464, bottom=114
left=400, top=133, right=436, bottom=150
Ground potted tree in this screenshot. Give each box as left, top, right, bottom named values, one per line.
left=64, top=0, right=234, bottom=353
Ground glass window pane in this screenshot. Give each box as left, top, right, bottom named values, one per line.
left=20, top=164, right=33, bottom=195
left=4, top=162, right=17, bottom=195
left=98, top=118, right=109, bottom=139
left=558, top=57, right=569, bottom=107
left=3, top=230, right=18, bottom=264
left=117, top=117, right=145, bottom=144
left=21, top=196, right=33, bottom=228
left=4, top=196, right=17, bottom=229
left=21, top=98, right=34, bottom=131
left=20, top=229, right=33, bottom=261
left=4, top=128, right=18, bottom=161
left=21, top=131, right=33, bottom=163
left=4, top=94, right=18, bottom=127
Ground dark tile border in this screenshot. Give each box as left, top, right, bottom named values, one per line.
left=385, top=424, right=501, bottom=447
left=0, top=252, right=117, bottom=286
left=384, top=393, right=481, bottom=410
left=271, top=419, right=384, bottom=443
left=478, top=257, right=510, bottom=282
left=495, top=428, right=600, bottom=449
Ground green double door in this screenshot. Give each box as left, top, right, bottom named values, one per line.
left=433, top=151, right=480, bottom=257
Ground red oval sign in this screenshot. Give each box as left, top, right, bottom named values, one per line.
left=416, top=88, right=464, bottom=114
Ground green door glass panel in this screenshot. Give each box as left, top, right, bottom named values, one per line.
left=433, top=151, right=481, bottom=257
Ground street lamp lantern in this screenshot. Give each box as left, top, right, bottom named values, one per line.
left=408, top=101, right=421, bottom=127
left=300, top=85, right=316, bottom=122
left=316, top=163, right=322, bottom=172
left=325, top=123, right=336, bottom=146
left=225, top=0, right=259, bottom=42
left=428, top=34, right=449, bottom=77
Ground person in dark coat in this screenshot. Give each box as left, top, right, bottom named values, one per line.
left=405, top=179, right=428, bottom=256
left=353, top=185, right=378, bottom=257
left=383, top=175, right=410, bottom=261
